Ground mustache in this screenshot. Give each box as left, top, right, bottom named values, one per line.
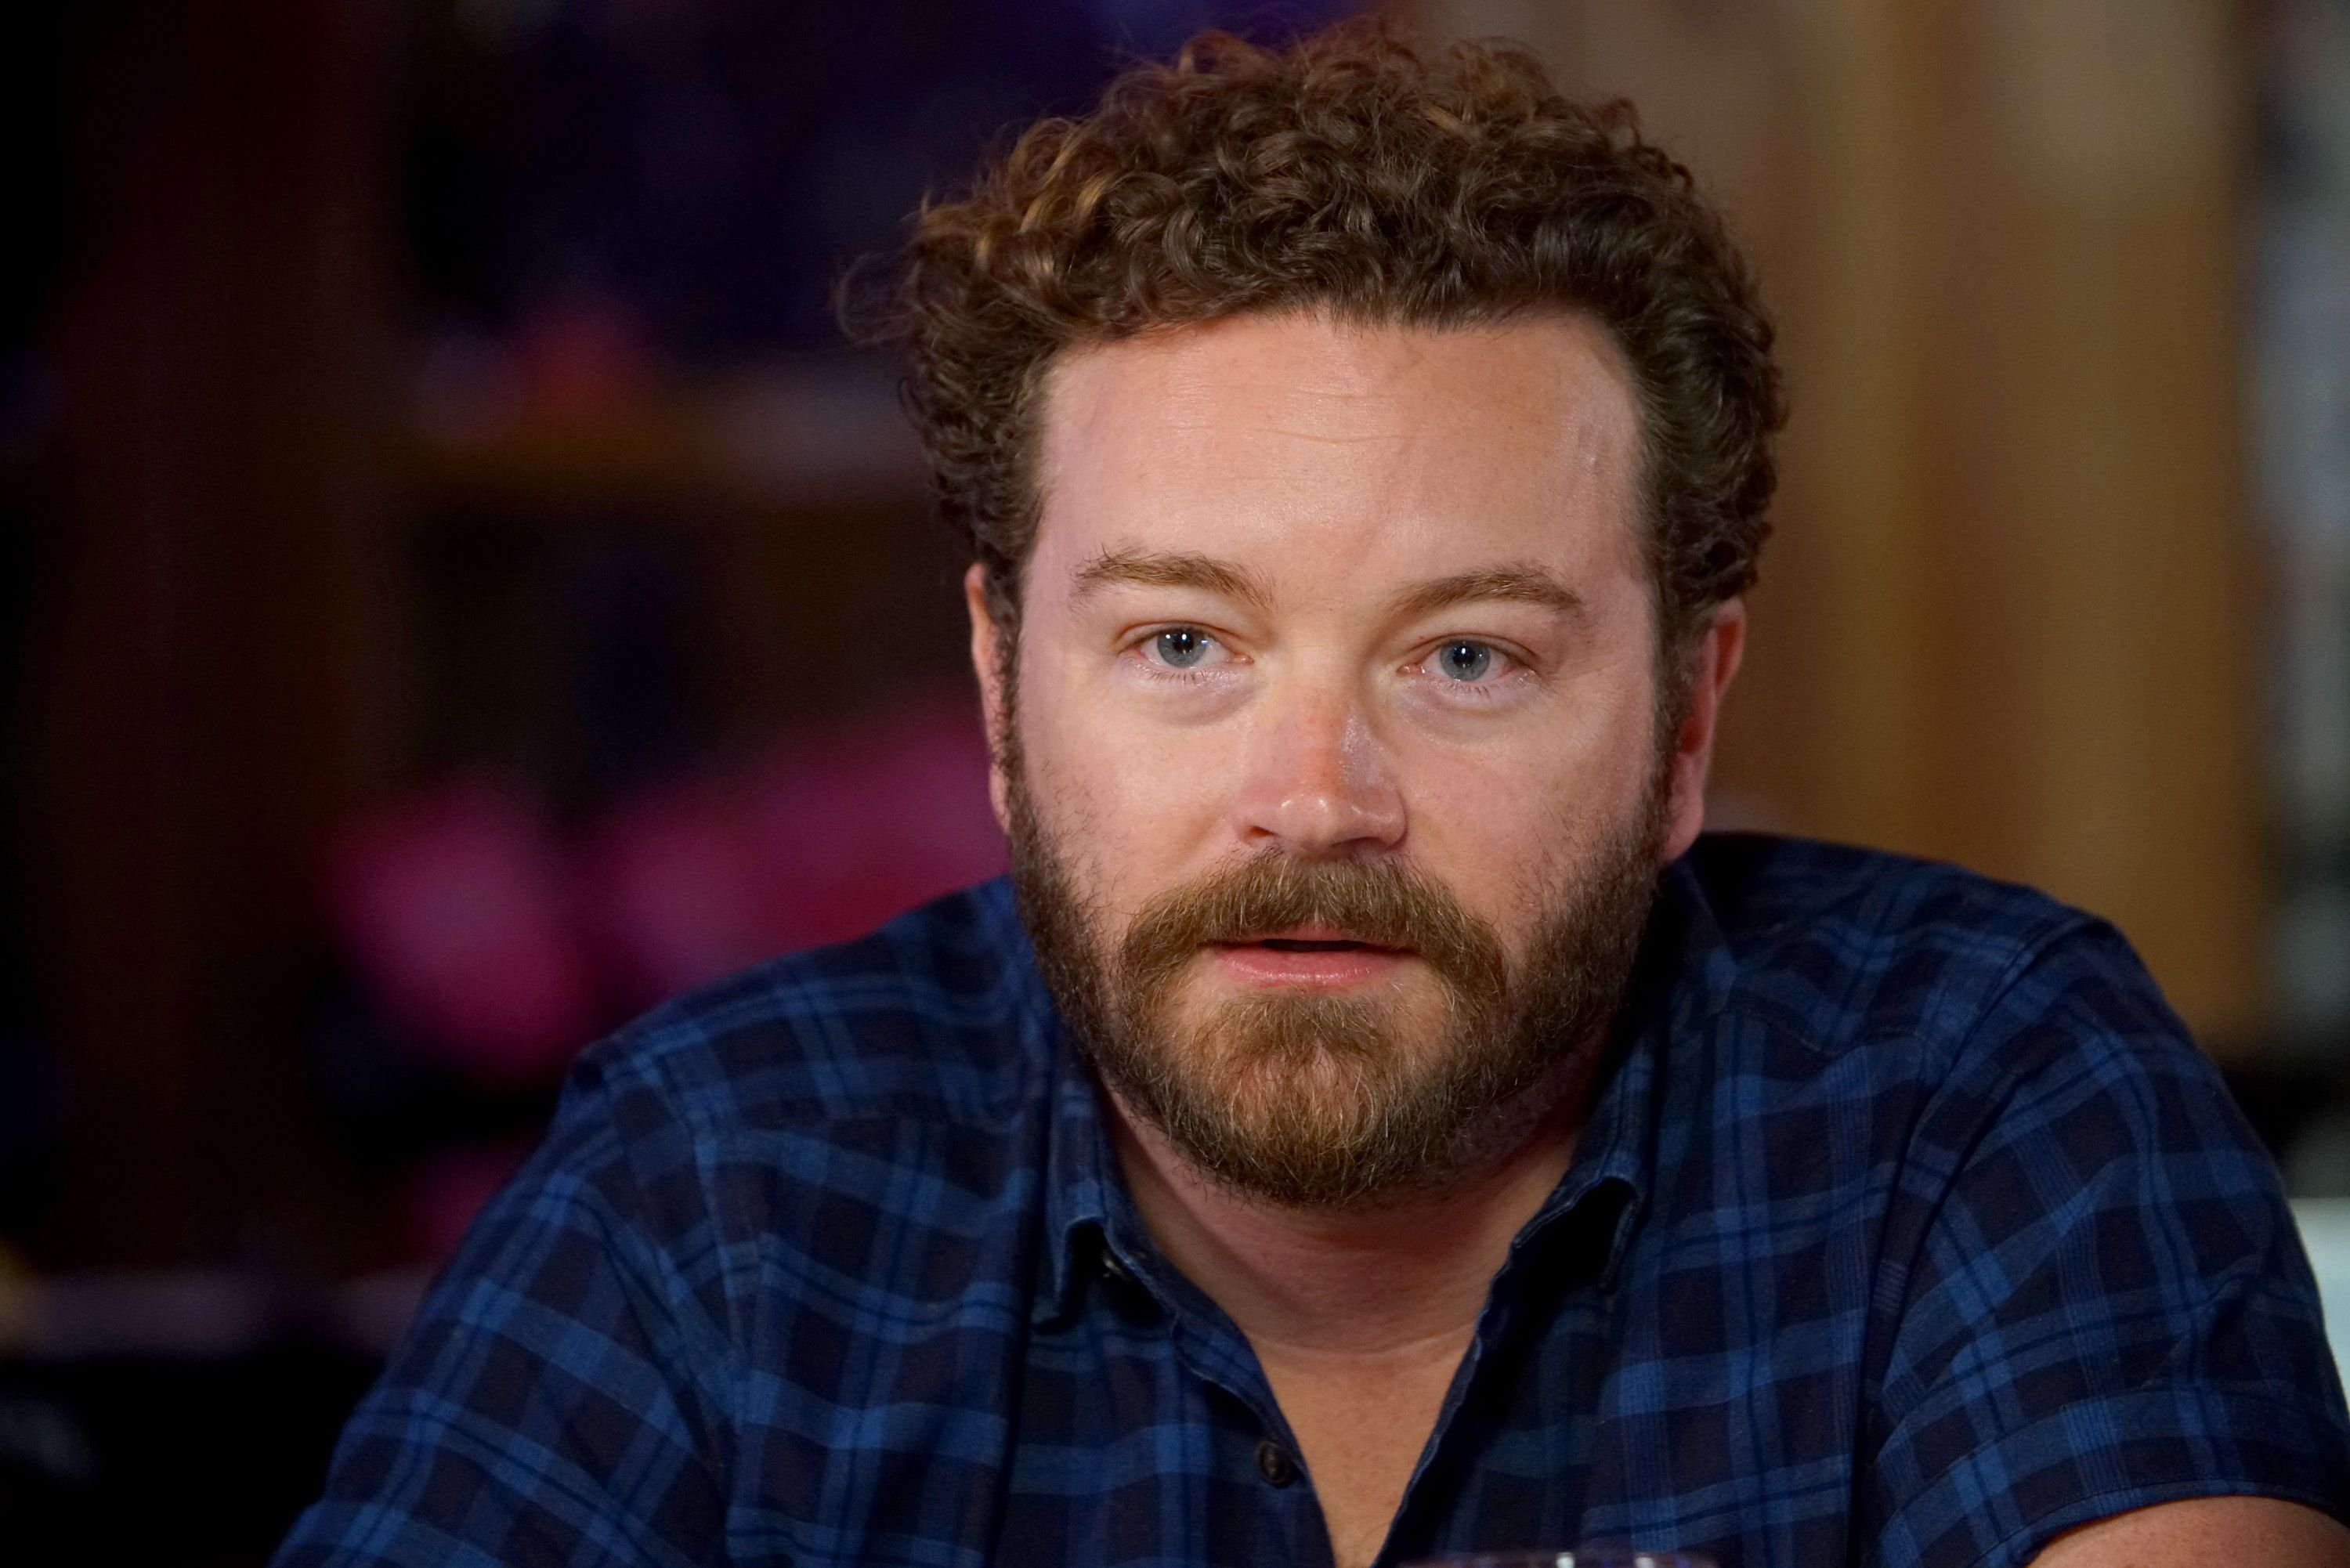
left=1119, top=854, right=1509, bottom=1000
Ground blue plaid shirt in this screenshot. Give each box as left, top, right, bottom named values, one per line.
left=278, top=835, right=2350, bottom=1567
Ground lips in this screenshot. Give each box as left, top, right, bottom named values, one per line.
left=1215, top=924, right=1407, bottom=955
left=1204, top=926, right=1415, bottom=986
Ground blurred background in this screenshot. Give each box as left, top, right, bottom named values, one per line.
left=2, top=0, right=2347, bottom=1559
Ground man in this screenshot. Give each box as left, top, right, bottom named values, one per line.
left=279, top=24, right=2350, bottom=1568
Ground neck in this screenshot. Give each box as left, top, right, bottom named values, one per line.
left=1104, top=1060, right=1594, bottom=1360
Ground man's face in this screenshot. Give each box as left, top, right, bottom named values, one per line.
left=975, top=313, right=1723, bottom=1209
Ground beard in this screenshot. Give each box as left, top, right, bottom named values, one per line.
left=1005, top=750, right=1668, bottom=1212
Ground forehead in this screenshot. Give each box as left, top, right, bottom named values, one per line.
left=1031, top=313, right=1646, bottom=596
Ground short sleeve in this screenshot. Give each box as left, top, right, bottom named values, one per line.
left=273, top=1053, right=730, bottom=1568
left=1864, top=923, right=2350, bottom=1568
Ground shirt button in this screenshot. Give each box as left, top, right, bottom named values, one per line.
left=1254, top=1439, right=1299, bottom=1487
left=1101, top=1251, right=1134, bottom=1284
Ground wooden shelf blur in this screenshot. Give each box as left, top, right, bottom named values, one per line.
left=403, top=359, right=961, bottom=759
left=410, top=360, right=927, bottom=518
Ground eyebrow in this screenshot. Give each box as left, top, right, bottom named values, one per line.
left=1068, top=549, right=1275, bottom=615
left=1066, top=549, right=1588, bottom=626
left=1388, top=565, right=1589, bottom=623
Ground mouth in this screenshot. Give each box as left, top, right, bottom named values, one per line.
left=1205, top=926, right=1413, bottom=985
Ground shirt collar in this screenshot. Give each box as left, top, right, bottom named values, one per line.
left=1018, top=849, right=1741, bottom=1324
left=1033, top=1006, right=1123, bottom=1326
left=1509, top=854, right=1739, bottom=1286
left=991, top=894, right=1121, bottom=1328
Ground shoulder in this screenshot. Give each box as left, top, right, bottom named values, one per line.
left=1659, top=833, right=2241, bottom=1210
left=1682, top=831, right=2158, bottom=1072
left=446, top=880, right=1053, bottom=1342
left=512, top=879, right=1051, bottom=1279
left=569, top=876, right=1047, bottom=1138
left=1646, top=835, right=2246, bottom=1229
left=284, top=885, right=1056, bottom=1563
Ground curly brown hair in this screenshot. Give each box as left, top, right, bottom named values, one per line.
left=862, top=21, right=1783, bottom=656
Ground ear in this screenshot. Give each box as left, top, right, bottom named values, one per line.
left=965, top=563, right=1014, bottom=834
left=1658, top=599, right=1747, bottom=862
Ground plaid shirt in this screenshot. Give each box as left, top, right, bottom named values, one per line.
left=277, top=834, right=2350, bottom=1567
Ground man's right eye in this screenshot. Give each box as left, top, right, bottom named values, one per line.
left=1148, top=627, right=1214, bottom=668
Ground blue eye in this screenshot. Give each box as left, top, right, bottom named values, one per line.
left=1434, top=640, right=1494, bottom=681
left=1155, top=628, right=1211, bottom=668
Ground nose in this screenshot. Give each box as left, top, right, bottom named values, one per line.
left=1231, top=676, right=1406, bottom=857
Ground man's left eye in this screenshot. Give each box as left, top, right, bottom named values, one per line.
left=1433, top=640, right=1499, bottom=681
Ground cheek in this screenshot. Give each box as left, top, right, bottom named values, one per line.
left=1016, top=649, right=1238, bottom=911
left=1399, top=757, right=1560, bottom=911
left=1393, top=712, right=1653, bottom=917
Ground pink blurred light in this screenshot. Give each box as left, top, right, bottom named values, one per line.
left=329, top=781, right=598, bottom=1086
left=584, top=697, right=1007, bottom=1009
left=332, top=698, right=1008, bottom=1070
left=742, top=699, right=1007, bottom=948
left=582, top=779, right=771, bottom=1006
